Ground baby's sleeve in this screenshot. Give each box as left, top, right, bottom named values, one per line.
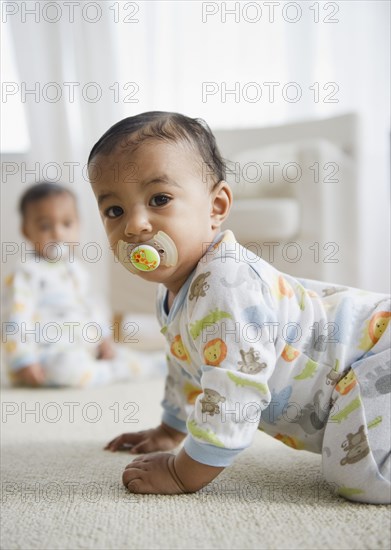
left=161, top=354, right=193, bottom=434
left=2, top=269, right=40, bottom=371
left=71, top=261, right=112, bottom=340
left=183, top=258, right=278, bottom=467
left=157, top=284, right=195, bottom=435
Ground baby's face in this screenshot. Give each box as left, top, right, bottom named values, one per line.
left=89, top=140, right=226, bottom=292
left=22, top=193, right=80, bottom=258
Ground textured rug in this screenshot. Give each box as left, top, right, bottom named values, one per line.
left=1, top=379, right=390, bottom=550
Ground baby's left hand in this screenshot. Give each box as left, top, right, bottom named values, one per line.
left=122, top=453, right=186, bottom=495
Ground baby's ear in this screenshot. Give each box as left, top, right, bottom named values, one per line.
left=210, top=180, right=232, bottom=229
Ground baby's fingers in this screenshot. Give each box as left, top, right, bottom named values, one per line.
left=122, top=467, right=154, bottom=494
left=33, top=369, right=46, bottom=386
left=129, top=439, right=158, bottom=455
left=122, top=467, right=143, bottom=489
left=104, top=432, right=145, bottom=452
left=104, top=437, right=119, bottom=451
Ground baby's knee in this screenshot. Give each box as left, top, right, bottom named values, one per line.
left=322, top=447, right=391, bottom=504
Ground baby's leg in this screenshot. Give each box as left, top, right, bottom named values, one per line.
left=40, top=348, right=109, bottom=387
left=112, top=345, right=166, bottom=380
left=322, top=342, right=391, bottom=503
left=40, top=346, right=165, bottom=388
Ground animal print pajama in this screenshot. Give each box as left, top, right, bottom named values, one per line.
left=157, top=230, right=391, bottom=503
left=3, top=254, right=159, bottom=387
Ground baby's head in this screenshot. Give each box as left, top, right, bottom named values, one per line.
left=88, top=111, right=232, bottom=291
left=20, top=182, right=79, bottom=259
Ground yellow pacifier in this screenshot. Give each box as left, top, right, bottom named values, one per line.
left=129, top=244, right=160, bottom=272
left=117, top=231, right=178, bottom=274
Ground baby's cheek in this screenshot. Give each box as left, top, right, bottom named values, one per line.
left=105, top=229, right=119, bottom=251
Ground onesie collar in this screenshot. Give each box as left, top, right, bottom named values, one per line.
left=160, top=230, right=237, bottom=324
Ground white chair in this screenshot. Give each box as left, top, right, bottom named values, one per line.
left=216, top=113, right=360, bottom=285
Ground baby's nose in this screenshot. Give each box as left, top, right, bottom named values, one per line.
left=52, top=227, right=65, bottom=242
left=124, top=208, right=152, bottom=238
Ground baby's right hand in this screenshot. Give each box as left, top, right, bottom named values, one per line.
left=13, top=363, right=45, bottom=387
left=104, top=423, right=186, bottom=454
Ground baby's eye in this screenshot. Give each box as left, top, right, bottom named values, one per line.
left=63, top=220, right=73, bottom=228
left=105, top=206, right=124, bottom=219
left=150, top=194, right=171, bottom=207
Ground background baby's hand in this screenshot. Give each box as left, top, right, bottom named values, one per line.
left=13, top=363, right=45, bottom=387
left=97, top=337, right=115, bottom=360
left=104, top=423, right=186, bottom=454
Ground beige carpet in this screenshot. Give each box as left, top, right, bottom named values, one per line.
left=1, top=379, right=390, bottom=550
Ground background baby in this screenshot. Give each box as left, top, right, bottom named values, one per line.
left=3, top=181, right=163, bottom=387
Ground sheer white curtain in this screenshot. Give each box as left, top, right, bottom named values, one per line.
left=3, top=0, right=390, bottom=294
left=5, top=6, right=122, bottom=295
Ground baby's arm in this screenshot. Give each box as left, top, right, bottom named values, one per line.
left=3, top=270, right=45, bottom=385
left=122, top=261, right=278, bottom=494
left=72, top=259, right=115, bottom=358
left=105, top=353, right=189, bottom=452
left=97, top=337, right=115, bottom=359
left=173, top=448, right=225, bottom=491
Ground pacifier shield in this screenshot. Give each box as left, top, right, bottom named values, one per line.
left=130, top=244, right=161, bottom=272
left=117, top=231, right=178, bottom=275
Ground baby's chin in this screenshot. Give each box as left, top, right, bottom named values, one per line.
left=39, top=243, right=71, bottom=261
left=130, top=264, right=178, bottom=283
left=131, top=263, right=195, bottom=292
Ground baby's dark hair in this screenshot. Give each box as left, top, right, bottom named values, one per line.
left=19, top=182, right=77, bottom=217
left=87, top=111, right=226, bottom=189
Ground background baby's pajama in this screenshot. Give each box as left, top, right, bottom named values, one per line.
left=3, top=254, right=160, bottom=387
